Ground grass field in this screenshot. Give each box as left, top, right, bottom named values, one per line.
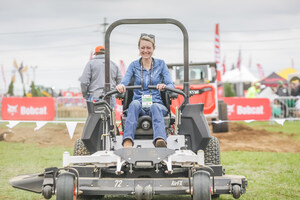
left=0, top=121, right=299, bottom=199
left=1, top=142, right=299, bottom=200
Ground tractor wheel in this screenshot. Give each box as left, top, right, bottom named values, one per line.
left=74, top=139, right=90, bottom=156
left=204, top=136, right=220, bottom=165
left=232, top=185, right=241, bottom=199
left=193, top=170, right=211, bottom=200
left=212, top=101, right=229, bottom=133
left=56, top=172, right=76, bottom=200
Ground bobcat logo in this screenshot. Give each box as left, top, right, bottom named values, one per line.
left=227, top=104, right=235, bottom=115
left=7, top=104, right=18, bottom=116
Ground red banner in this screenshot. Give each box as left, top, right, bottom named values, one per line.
left=1, top=97, right=55, bottom=121
left=223, top=97, right=271, bottom=120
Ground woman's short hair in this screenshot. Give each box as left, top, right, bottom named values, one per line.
left=138, top=33, right=155, bottom=49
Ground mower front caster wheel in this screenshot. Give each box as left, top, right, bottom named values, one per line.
left=56, top=172, right=76, bottom=200
left=193, top=170, right=211, bottom=200
left=232, top=184, right=241, bottom=199
left=42, top=185, right=52, bottom=199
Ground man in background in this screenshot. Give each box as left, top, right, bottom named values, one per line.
left=291, top=81, right=300, bottom=97
left=246, top=82, right=261, bottom=98
left=276, top=80, right=289, bottom=96
left=80, top=45, right=123, bottom=106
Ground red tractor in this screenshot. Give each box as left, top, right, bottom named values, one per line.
left=168, top=62, right=229, bottom=133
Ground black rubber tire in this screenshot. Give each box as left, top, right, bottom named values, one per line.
left=56, top=173, right=76, bottom=200
left=42, top=185, right=52, bottom=199
left=193, top=170, right=211, bottom=200
left=232, top=185, right=241, bottom=199
left=211, top=194, right=220, bottom=199
left=74, top=139, right=90, bottom=156
left=212, top=101, right=229, bottom=133
left=78, top=195, right=104, bottom=200
left=204, top=136, right=221, bottom=165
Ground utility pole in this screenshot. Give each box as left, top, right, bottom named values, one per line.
left=101, top=17, right=109, bottom=44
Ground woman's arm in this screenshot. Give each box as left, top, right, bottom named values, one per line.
left=161, top=60, right=174, bottom=88
left=116, top=62, right=135, bottom=93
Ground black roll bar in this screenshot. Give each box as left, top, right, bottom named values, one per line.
left=104, top=18, right=190, bottom=104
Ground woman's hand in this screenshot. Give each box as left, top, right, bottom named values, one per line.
left=116, top=84, right=126, bottom=93
left=156, top=83, right=166, bottom=91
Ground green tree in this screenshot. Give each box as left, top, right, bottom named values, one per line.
left=30, top=81, right=38, bottom=97
left=36, top=87, right=43, bottom=97
left=224, top=83, right=236, bottom=97
left=30, top=81, right=43, bottom=97
left=7, top=80, right=14, bottom=96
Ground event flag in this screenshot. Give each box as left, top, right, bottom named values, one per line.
left=119, top=60, right=126, bottom=76
left=1, top=65, right=6, bottom=89
left=23, top=65, right=29, bottom=73
left=23, top=65, right=30, bottom=85
left=222, top=56, right=226, bottom=75
left=215, top=23, right=222, bottom=81
left=6, top=121, right=20, bottom=128
left=13, top=59, right=18, bottom=69
left=236, top=49, right=241, bottom=70
left=18, top=62, right=26, bottom=95
left=11, top=59, right=19, bottom=82
left=66, top=122, right=77, bottom=139
left=18, top=62, right=24, bottom=83
left=34, top=121, right=48, bottom=131
left=257, top=63, right=265, bottom=79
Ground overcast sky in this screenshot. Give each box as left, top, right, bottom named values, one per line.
left=0, top=0, right=300, bottom=94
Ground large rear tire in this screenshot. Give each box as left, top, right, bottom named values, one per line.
left=193, top=171, right=211, bottom=200
left=56, top=172, right=76, bottom=200
left=74, top=139, right=90, bottom=156
left=204, top=136, right=221, bottom=165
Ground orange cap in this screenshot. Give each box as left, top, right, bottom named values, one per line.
left=94, top=45, right=105, bottom=54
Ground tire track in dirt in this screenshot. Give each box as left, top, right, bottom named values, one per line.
left=213, top=123, right=300, bottom=153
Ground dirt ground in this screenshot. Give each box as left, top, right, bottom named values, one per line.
left=1, top=122, right=299, bottom=153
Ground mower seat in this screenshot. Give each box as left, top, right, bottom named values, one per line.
left=117, top=88, right=177, bottom=139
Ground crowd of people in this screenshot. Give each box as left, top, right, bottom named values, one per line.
left=246, top=80, right=300, bottom=98
left=245, top=80, right=300, bottom=118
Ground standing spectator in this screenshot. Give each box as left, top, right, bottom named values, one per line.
left=58, top=89, right=63, bottom=97
left=246, top=82, right=261, bottom=98
left=80, top=45, right=123, bottom=106
left=290, top=81, right=300, bottom=97
left=289, top=81, right=300, bottom=117
left=276, top=81, right=289, bottom=96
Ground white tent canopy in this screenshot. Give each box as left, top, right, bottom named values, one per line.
left=222, top=65, right=258, bottom=83
left=258, top=87, right=278, bottom=101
